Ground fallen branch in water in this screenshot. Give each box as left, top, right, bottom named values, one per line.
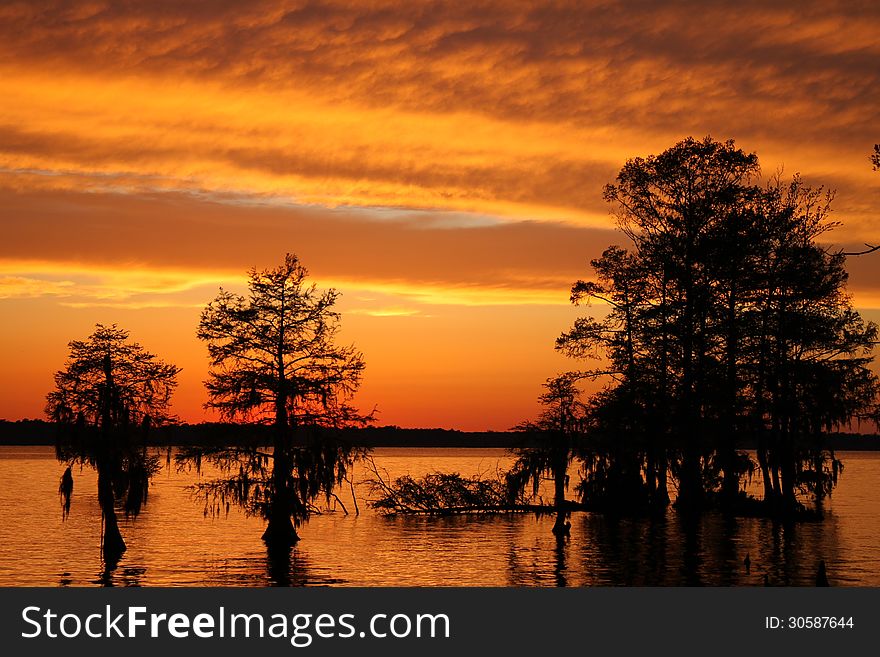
left=363, top=456, right=571, bottom=516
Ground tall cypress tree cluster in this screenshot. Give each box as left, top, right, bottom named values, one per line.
left=559, top=137, right=879, bottom=516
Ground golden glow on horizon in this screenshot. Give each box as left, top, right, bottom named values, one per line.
left=0, top=259, right=574, bottom=308
left=5, top=258, right=880, bottom=311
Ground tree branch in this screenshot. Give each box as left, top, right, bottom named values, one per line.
left=842, top=243, right=880, bottom=256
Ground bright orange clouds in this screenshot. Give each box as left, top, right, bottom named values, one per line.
left=1, top=1, right=878, bottom=428
left=0, top=66, right=627, bottom=226
left=0, top=1, right=878, bottom=234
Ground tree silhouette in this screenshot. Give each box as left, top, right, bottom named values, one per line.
left=872, top=144, right=879, bottom=171
left=45, top=324, right=179, bottom=565
left=560, top=137, right=879, bottom=517
left=510, top=374, right=586, bottom=534
left=746, top=176, right=878, bottom=512
left=190, top=254, right=370, bottom=548
left=577, top=137, right=760, bottom=511
left=558, top=245, right=674, bottom=511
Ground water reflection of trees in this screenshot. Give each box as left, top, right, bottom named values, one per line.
left=267, top=545, right=318, bottom=587
left=575, top=514, right=672, bottom=586
left=751, top=516, right=845, bottom=586
left=566, top=510, right=846, bottom=586
left=39, top=453, right=855, bottom=586
left=93, top=565, right=147, bottom=587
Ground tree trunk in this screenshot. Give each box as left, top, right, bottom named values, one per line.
left=779, top=427, right=798, bottom=513
left=720, top=440, right=739, bottom=508
left=812, top=430, right=826, bottom=506
left=551, top=448, right=569, bottom=536
left=263, top=506, right=299, bottom=546
left=263, top=442, right=299, bottom=546
left=678, top=248, right=704, bottom=512
left=755, top=344, right=775, bottom=506
left=97, top=466, right=125, bottom=563
left=655, top=279, right=671, bottom=510
left=678, top=445, right=703, bottom=512
left=757, top=442, right=774, bottom=505
left=264, top=328, right=300, bottom=547
left=655, top=448, right=670, bottom=508
left=263, top=426, right=300, bottom=547
left=720, top=284, right=740, bottom=510
left=646, top=446, right=657, bottom=500
left=96, top=356, right=126, bottom=565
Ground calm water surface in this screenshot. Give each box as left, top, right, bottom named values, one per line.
left=0, top=447, right=877, bottom=586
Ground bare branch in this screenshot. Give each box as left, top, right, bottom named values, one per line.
left=841, top=243, right=880, bottom=257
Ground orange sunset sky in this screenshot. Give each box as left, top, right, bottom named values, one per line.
left=1, top=1, right=879, bottom=430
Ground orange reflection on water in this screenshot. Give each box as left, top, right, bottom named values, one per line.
left=0, top=447, right=877, bottom=587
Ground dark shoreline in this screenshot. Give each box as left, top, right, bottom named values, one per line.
left=2, top=419, right=878, bottom=450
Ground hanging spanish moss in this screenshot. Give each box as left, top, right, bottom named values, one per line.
left=58, top=465, right=73, bottom=521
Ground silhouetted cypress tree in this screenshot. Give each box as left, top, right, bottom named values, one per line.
left=46, top=324, right=179, bottom=565
left=186, top=254, right=371, bottom=548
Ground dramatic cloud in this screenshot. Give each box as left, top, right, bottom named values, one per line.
left=0, top=0, right=877, bottom=232
left=0, top=186, right=616, bottom=300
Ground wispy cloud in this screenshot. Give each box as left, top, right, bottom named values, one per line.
left=347, top=307, right=425, bottom=318
left=0, top=275, right=75, bottom=299
left=57, top=300, right=205, bottom=310
left=0, top=186, right=620, bottom=308
left=0, top=260, right=229, bottom=307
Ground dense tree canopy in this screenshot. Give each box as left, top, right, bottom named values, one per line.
left=47, top=324, right=179, bottom=429
left=557, top=137, right=879, bottom=516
